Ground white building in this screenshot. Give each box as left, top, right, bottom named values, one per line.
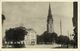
left=24, top=29, right=37, bottom=46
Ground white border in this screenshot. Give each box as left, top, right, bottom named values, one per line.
left=0, top=0, right=79, bottom=51
left=1, top=0, right=77, bottom=2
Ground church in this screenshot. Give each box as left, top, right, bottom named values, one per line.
left=47, top=4, right=54, bottom=33
left=25, top=4, right=54, bottom=45
left=37, top=4, right=57, bottom=44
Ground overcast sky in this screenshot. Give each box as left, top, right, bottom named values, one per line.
left=2, top=2, right=73, bottom=38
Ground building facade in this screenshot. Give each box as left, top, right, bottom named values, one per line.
left=24, top=29, right=37, bottom=46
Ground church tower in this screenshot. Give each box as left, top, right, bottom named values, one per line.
left=47, top=4, right=53, bottom=33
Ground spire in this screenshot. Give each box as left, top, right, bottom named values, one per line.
left=47, top=3, right=53, bottom=33
left=60, top=18, right=62, bottom=35
left=48, top=3, right=52, bottom=18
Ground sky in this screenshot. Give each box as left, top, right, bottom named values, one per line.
left=2, top=2, right=73, bottom=38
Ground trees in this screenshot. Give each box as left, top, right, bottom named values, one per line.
left=40, top=31, right=58, bottom=44
left=73, top=26, right=77, bottom=48
left=61, top=35, right=69, bottom=44
left=5, top=26, right=27, bottom=48
left=56, top=35, right=70, bottom=48
left=72, top=2, right=78, bottom=48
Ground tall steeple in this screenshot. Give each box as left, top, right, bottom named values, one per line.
left=60, top=19, right=62, bottom=35
left=47, top=3, right=53, bottom=33
left=48, top=3, right=53, bottom=19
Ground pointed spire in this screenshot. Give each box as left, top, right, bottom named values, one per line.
left=60, top=18, right=62, bottom=35
left=48, top=3, right=52, bottom=17
left=47, top=3, right=53, bottom=33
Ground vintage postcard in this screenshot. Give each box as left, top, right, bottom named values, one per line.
left=0, top=0, right=79, bottom=51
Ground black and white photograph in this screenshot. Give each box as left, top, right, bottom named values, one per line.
left=2, top=2, right=78, bottom=48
